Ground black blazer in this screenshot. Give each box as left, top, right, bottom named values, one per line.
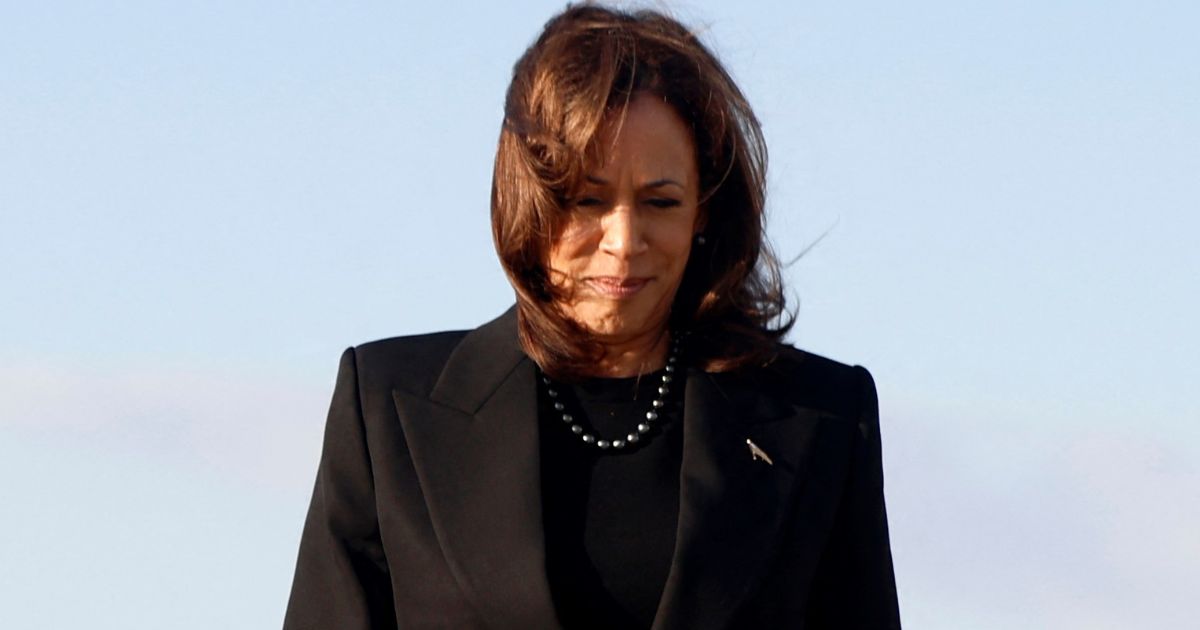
left=283, top=307, right=900, bottom=629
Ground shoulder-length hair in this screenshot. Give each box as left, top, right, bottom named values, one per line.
left=491, top=3, right=792, bottom=380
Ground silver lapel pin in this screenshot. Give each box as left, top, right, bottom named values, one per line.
left=746, top=438, right=774, bottom=466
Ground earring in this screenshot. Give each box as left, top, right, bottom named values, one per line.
left=695, top=234, right=707, bottom=246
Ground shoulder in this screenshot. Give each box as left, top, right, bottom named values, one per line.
left=741, top=343, right=876, bottom=421
left=337, top=306, right=523, bottom=403
left=346, top=329, right=471, bottom=398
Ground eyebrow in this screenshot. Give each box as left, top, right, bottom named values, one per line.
left=584, top=176, right=685, bottom=190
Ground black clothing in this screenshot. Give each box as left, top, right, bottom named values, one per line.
left=539, top=369, right=685, bottom=629
left=282, top=307, right=901, bottom=629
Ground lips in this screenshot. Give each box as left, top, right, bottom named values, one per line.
left=583, top=276, right=651, bottom=299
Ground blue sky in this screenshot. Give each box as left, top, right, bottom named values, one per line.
left=2, top=1, right=1197, bottom=628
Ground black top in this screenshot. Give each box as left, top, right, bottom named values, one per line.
left=538, top=368, right=685, bottom=629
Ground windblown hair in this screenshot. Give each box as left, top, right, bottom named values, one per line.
left=491, top=3, right=793, bottom=380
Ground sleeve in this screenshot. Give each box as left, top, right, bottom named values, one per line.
left=283, top=347, right=398, bottom=630
left=804, top=366, right=902, bottom=629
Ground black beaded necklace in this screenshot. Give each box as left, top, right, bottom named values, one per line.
left=538, top=336, right=681, bottom=451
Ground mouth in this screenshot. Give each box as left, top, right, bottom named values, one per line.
left=583, top=276, right=652, bottom=299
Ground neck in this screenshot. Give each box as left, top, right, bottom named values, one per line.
left=590, top=327, right=671, bottom=378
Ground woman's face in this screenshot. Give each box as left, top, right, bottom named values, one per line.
left=547, top=94, right=703, bottom=344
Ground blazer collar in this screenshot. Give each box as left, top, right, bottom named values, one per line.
left=394, top=307, right=827, bottom=629
left=652, top=368, right=825, bottom=629
left=393, top=306, right=557, bottom=628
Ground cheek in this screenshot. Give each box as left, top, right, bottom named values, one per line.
left=547, top=223, right=602, bottom=283
left=655, top=227, right=696, bottom=271
left=556, top=216, right=597, bottom=243
left=666, top=242, right=694, bottom=279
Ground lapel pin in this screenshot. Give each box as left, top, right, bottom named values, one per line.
left=746, top=438, right=774, bottom=466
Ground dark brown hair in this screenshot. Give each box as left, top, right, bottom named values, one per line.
left=491, top=3, right=792, bottom=379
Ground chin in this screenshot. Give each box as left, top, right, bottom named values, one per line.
left=576, top=303, right=662, bottom=340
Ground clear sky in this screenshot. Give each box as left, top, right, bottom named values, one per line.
left=2, top=1, right=1197, bottom=628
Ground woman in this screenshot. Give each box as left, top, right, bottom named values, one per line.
left=284, top=4, right=900, bottom=629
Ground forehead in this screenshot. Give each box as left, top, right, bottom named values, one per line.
left=583, top=95, right=698, bottom=180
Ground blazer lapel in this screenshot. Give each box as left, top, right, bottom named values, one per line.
left=652, top=368, right=828, bottom=630
left=392, top=308, right=561, bottom=628
left=394, top=307, right=832, bottom=629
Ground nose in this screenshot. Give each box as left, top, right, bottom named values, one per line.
left=598, top=206, right=648, bottom=259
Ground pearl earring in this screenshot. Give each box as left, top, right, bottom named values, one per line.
left=695, top=234, right=707, bottom=245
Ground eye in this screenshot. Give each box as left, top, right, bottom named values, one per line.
left=646, top=198, right=682, bottom=209
left=572, top=196, right=605, bottom=208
